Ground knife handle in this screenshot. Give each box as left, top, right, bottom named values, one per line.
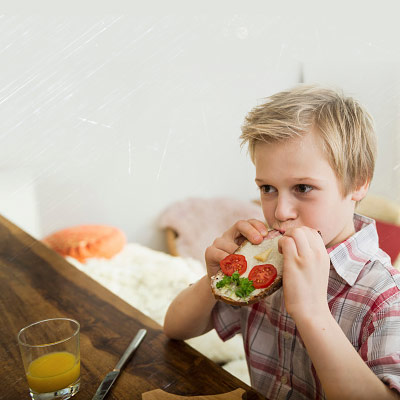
left=114, top=328, right=147, bottom=371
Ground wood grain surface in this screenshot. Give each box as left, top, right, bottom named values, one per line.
left=142, top=388, right=245, bottom=399
left=0, top=215, right=267, bottom=400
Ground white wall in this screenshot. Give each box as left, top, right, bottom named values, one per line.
left=1, top=1, right=400, bottom=251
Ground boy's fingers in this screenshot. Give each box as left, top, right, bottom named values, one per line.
left=278, top=236, right=298, bottom=259
left=211, top=247, right=230, bottom=263
left=283, top=228, right=312, bottom=257
left=212, top=237, right=240, bottom=255
left=228, top=219, right=267, bottom=244
left=207, top=218, right=269, bottom=275
left=283, top=227, right=325, bottom=255
left=205, top=246, right=230, bottom=277
left=247, top=219, right=269, bottom=236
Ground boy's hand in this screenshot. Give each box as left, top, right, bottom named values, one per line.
left=205, top=219, right=268, bottom=279
left=278, top=227, right=331, bottom=321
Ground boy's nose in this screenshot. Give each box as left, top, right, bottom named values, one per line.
left=274, top=195, right=297, bottom=222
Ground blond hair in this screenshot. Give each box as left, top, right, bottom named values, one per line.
left=240, top=84, right=377, bottom=195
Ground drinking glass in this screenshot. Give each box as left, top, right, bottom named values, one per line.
left=17, top=318, right=80, bottom=400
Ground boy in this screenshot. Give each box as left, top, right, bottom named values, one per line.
left=163, top=85, right=400, bottom=399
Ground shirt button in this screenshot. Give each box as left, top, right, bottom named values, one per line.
left=281, top=376, right=288, bottom=384
left=283, top=331, right=291, bottom=340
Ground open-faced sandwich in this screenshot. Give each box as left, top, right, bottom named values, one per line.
left=211, top=229, right=283, bottom=306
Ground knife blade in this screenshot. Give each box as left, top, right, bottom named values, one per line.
left=92, top=328, right=147, bottom=400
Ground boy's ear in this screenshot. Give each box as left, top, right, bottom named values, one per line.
left=351, top=181, right=370, bottom=202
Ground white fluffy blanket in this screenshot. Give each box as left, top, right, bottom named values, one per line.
left=159, top=197, right=265, bottom=263
left=68, top=243, right=250, bottom=385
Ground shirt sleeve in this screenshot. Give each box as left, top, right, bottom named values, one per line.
left=360, top=295, right=400, bottom=393
left=212, top=301, right=242, bottom=341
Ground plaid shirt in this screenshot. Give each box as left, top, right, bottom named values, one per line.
left=212, top=214, right=400, bottom=399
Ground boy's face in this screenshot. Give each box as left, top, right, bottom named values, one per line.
left=254, top=128, right=359, bottom=248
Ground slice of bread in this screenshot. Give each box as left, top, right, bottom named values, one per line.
left=211, top=230, right=283, bottom=306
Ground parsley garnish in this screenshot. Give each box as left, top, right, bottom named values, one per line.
left=216, top=271, right=255, bottom=298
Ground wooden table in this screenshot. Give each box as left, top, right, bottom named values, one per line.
left=0, top=215, right=267, bottom=399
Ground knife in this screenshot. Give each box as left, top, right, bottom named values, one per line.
left=92, top=328, right=147, bottom=400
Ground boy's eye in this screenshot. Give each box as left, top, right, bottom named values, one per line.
left=260, top=185, right=277, bottom=194
left=295, top=184, right=313, bottom=194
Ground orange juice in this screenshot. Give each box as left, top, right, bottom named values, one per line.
left=26, top=351, right=80, bottom=393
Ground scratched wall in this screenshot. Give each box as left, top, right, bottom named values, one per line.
left=1, top=2, right=400, bottom=251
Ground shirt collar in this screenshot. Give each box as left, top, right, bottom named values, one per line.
left=327, top=213, right=379, bottom=286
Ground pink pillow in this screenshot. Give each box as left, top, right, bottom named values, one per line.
left=375, top=220, right=400, bottom=265
left=43, top=225, right=126, bottom=262
left=159, top=197, right=265, bottom=263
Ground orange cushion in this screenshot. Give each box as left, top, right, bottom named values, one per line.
left=43, top=225, right=126, bottom=262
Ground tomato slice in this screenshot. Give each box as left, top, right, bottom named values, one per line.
left=248, top=264, right=277, bottom=289
left=220, top=254, right=247, bottom=276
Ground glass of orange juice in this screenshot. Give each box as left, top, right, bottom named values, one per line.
left=17, top=318, right=80, bottom=400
